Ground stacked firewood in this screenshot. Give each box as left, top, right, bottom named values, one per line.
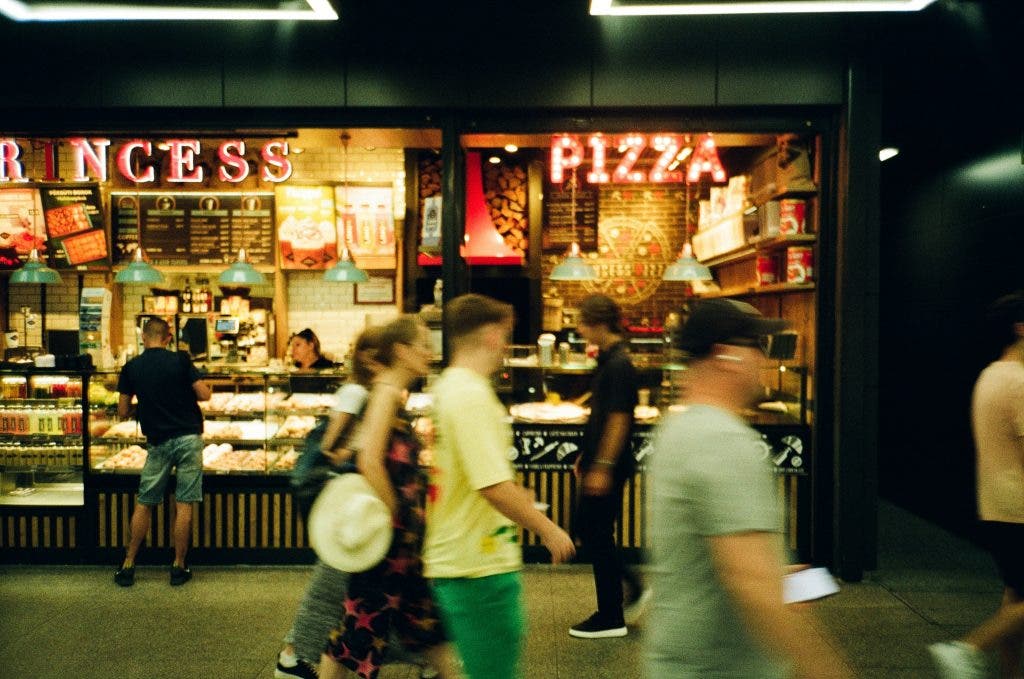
left=484, top=161, right=528, bottom=254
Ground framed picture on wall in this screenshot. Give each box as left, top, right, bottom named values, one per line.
left=354, top=277, right=395, bottom=305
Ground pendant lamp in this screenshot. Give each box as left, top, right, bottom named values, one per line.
left=115, top=247, right=165, bottom=284
left=323, top=247, right=369, bottom=283
left=219, top=248, right=267, bottom=285
left=325, top=132, right=370, bottom=283
left=663, top=242, right=712, bottom=281
left=11, top=248, right=63, bottom=285
left=548, top=168, right=597, bottom=281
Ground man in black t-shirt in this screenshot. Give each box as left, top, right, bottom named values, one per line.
left=114, top=317, right=211, bottom=587
left=569, top=294, right=646, bottom=639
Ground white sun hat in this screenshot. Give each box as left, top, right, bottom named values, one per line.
left=307, top=473, right=392, bottom=572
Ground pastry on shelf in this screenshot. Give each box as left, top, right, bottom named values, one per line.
left=96, top=445, right=148, bottom=470
left=102, top=420, right=143, bottom=438
left=272, top=447, right=300, bottom=471
left=280, top=393, right=336, bottom=411
left=275, top=414, right=317, bottom=438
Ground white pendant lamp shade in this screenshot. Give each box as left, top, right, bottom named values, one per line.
left=663, top=243, right=712, bottom=281
left=218, top=248, right=267, bottom=286
left=323, top=248, right=369, bottom=283
left=115, top=248, right=165, bottom=284
left=550, top=241, right=598, bottom=281
left=11, top=249, right=63, bottom=285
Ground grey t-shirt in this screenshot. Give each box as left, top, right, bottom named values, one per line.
left=646, top=404, right=786, bottom=679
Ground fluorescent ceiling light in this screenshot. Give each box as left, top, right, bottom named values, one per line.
left=0, top=0, right=337, bottom=22
left=590, top=0, right=939, bottom=16
left=878, top=147, right=900, bottom=161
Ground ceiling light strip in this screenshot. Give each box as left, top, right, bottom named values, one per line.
left=590, top=0, right=939, bottom=16
left=1, top=0, right=337, bottom=22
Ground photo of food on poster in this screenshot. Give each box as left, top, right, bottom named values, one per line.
left=0, top=187, right=45, bottom=270
left=335, top=185, right=396, bottom=270
left=276, top=185, right=338, bottom=270
left=38, top=183, right=108, bottom=267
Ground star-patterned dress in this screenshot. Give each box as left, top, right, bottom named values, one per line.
left=325, top=418, right=446, bottom=679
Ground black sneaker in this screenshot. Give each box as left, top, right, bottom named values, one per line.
left=114, top=565, right=135, bottom=587
left=274, top=658, right=319, bottom=679
left=569, top=612, right=627, bottom=638
left=169, top=565, right=192, bottom=586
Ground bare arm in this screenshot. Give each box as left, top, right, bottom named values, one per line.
left=479, top=480, right=575, bottom=563
left=321, top=410, right=356, bottom=465
left=708, top=531, right=852, bottom=679
left=117, top=394, right=133, bottom=420
left=582, top=410, right=631, bottom=495
left=192, top=380, right=212, bottom=402
left=355, top=383, right=402, bottom=516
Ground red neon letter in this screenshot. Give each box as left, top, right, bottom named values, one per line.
left=0, top=139, right=27, bottom=182
left=687, top=133, right=728, bottom=184
left=68, top=137, right=111, bottom=182
left=586, top=135, right=611, bottom=184
left=613, top=135, right=647, bottom=183
left=116, top=140, right=156, bottom=183
left=260, top=141, right=292, bottom=182
left=649, top=135, right=684, bottom=183
left=549, top=135, right=583, bottom=184
left=165, top=139, right=204, bottom=183
left=218, top=140, right=249, bottom=183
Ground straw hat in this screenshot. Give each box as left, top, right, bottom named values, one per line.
left=307, top=474, right=392, bottom=572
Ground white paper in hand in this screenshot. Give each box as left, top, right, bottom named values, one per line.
left=783, top=567, right=840, bottom=603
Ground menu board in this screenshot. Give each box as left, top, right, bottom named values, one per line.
left=0, top=187, right=45, bottom=269
left=541, top=180, right=599, bottom=253
left=276, top=185, right=337, bottom=270
left=38, top=184, right=108, bottom=267
left=112, top=192, right=274, bottom=266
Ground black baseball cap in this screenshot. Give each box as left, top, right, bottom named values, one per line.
left=676, top=299, right=789, bottom=357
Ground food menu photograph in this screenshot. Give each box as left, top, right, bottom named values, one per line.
left=38, top=184, right=108, bottom=267
left=275, top=185, right=337, bottom=270
left=0, top=187, right=45, bottom=268
left=335, top=184, right=396, bottom=270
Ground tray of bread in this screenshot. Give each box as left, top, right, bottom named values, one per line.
left=202, top=419, right=276, bottom=441
left=201, top=392, right=285, bottom=414
left=101, top=420, right=143, bottom=439
left=95, top=444, right=148, bottom=470
left=509, top=402, right=590, bottom=424
left=271, top=446, right=300, bottom=472
left=202, top=443, right=268, bottom=472
left=278, top=393, right=337, bottom=412
left=273, top=414, right=318, bottom=439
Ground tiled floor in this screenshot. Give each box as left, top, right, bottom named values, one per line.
left=0, top=502, right=1007, bottom=678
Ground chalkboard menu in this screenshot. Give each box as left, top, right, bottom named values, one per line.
left=38, top=184, right=108, bottom=267
left=541, top=180, right=599, bottom=253
left=112, top=192, right=274, bottom=266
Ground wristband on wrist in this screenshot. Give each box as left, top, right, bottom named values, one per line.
left=593, top=459, right=616, bottom=468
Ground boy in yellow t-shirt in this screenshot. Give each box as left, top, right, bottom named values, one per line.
left=424, top=294, right=575, bottom=679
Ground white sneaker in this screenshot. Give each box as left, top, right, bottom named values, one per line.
left=928, top=641, right=987, bottom=679
left=624, top=587, right=652, bottom=625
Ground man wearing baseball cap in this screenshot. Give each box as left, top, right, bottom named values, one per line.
left=646, top=299, right=851, bottom=678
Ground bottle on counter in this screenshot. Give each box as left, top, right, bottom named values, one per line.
left=433, top=279, right=443, bottom=308
left=196, top=278, right=209, bottom=314
left=181, top=279, right=193, bottom=314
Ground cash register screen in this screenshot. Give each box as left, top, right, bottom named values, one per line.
left=215, top=318, right=240, bottom=334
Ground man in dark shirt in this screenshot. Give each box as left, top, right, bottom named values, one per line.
left=115, top=317, right=211, bottom=587
left=569, top=294, right=646, bottom=639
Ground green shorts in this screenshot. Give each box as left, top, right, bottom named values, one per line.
left=431, top=572, right=524, bottom=679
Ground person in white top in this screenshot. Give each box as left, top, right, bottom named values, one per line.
left=930, top=291, right=1024, bottom=679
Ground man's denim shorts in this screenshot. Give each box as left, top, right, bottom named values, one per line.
left=137, top=434, right=203, bottom=505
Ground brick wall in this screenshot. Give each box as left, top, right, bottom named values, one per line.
left=541, top=183, right=694, bottom=330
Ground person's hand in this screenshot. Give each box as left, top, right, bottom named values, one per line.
left=323, top=447, right=354, bottom=466
left=541, top=525, right=576, bottom=564
left=582, top=467, right=613, bottom=496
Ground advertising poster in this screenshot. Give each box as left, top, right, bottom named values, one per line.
left=335, top=184, right=396, bottom=270
left=38, top=183, right=108, bottom=267
left=420, top=195, right=441, bottom=249
left=275, top=185, right=337, bottom=270
left=0, top=187, right=45, bottom=269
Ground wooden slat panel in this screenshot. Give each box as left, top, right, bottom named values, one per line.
left=98, top=493, right=107, bottom=547
left=248, top=493, right=257, bottom=548
left=30, top=517, right=39, bottom=548
left=18, top=516, right=27, bottom=548
left=226, top=494, right=235, bottom=548
left=43, top=516, right=51, bottom=547
left=261, top=494, right=269, bottom=548
left=272, top=494, right=281, bottom=548
left=283, top=494, right=292, bottom=548
left=69, top=516, right=76, bottom=548
left=203, top=493, right=212, bottom=548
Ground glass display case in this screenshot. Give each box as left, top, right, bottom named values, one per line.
left=0, top=370, right=89, bottom=506
left=87, top=368, right=345, bottom=476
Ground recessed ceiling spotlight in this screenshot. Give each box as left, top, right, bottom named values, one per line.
left=879, top=147, right=900, bottom=162
left=504, top=144, right=519, bottom=153
left=488, top=156, right=502, bottom=165
left=590, top=0, right=939, bottom=16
